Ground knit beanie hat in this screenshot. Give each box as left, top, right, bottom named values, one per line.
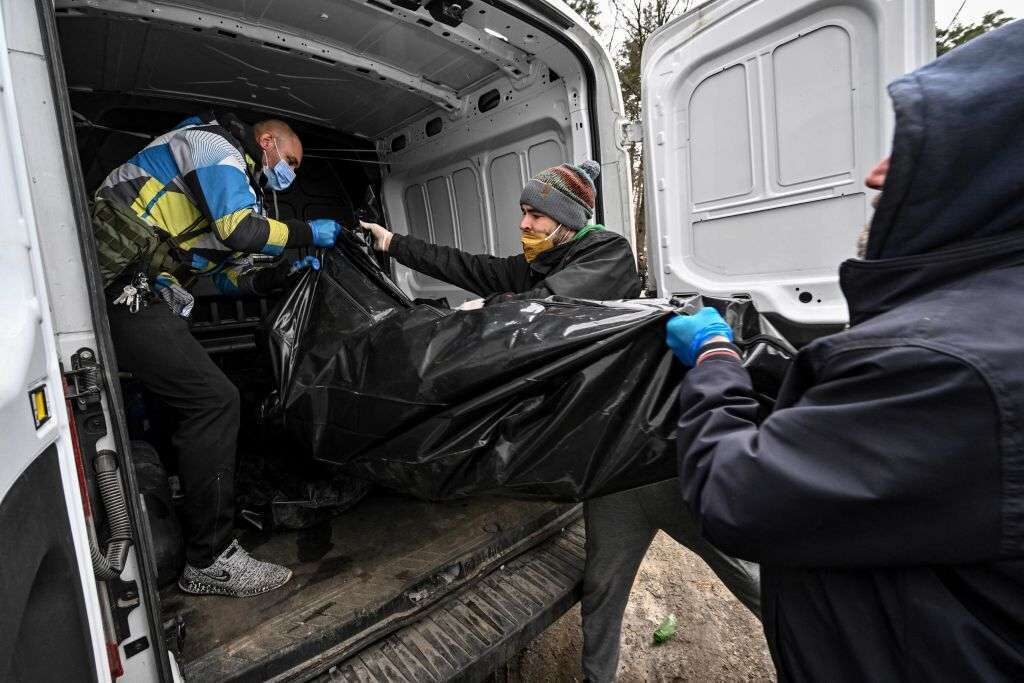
left=519, top=160, right=601, bottom=231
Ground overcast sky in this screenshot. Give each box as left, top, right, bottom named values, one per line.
left=934, top=0, right=1016, bottom=28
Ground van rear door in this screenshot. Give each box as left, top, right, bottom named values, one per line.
left=641, top=0, right=933, bottom=325
left=0, top=3, right=108, bottom=677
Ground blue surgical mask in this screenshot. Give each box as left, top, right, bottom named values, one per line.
left=263, top=138, right=295, bottom=191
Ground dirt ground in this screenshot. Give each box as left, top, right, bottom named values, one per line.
left=513, top=531, right=775, bottom=681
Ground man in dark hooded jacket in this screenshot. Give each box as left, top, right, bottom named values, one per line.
left=666, top=21, right=1024, bottom=679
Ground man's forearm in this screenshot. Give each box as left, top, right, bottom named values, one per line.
left=389, top=233, right=515, bottom=296
left=675, top=355, right=763, bottom=557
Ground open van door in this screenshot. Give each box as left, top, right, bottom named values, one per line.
left=0, top=3, right=108, bottom=677
left=641, top=0, right=934, bottom=326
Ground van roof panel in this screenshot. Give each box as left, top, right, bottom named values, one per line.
left=56, top=0, right=519, bottom=137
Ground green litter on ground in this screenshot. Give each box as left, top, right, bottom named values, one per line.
left=653, top=614, right=678, bottom=644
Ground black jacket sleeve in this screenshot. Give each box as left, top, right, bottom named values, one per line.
left=389, top=234, right=531, bottom=297
left=676, top=345, right=1003, bottom=567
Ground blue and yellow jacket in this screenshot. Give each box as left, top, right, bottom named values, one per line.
left=97, top=111, right=312, bottom=295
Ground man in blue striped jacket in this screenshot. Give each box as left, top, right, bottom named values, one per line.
left=97, top=111, right=341, bottom=597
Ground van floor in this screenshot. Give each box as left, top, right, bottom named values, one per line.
left=161, top=493, right=573, bottom=681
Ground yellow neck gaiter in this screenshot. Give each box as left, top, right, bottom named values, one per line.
left=521, top=225, right=566, bottom=263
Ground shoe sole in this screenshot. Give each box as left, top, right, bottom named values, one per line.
left=178, top=569, right=293, bottom=598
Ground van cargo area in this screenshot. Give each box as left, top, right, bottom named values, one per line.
left=165, top=497, right=579, bottom=679
left=48, top=0, right=616, bottom=678
left=6, top=0, right=931, bottom=678
left=68, top=100, right=583, bottom=680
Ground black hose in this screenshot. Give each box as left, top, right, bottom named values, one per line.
left=90, top=450, right=132, bottom=580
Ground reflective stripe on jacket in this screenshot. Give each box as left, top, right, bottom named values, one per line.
left=96, top=111, right=310, bottom=293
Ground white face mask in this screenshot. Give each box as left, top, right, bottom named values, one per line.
left=263, top=137, right=295, bottom=191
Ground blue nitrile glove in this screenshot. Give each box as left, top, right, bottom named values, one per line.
left=666, top=307, right=734, bottom=367
left=308, top=219, right=342, bottom=247
left=288, top=255, right=321, bottom=275
left=249, top=255, right=322, bottom=294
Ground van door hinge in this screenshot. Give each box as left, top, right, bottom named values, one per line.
left=64, top=348, right=103, bottom=410
left=620, top=121, right=643, bottom=145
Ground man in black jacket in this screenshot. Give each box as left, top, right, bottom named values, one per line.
left=361, top=160, right=639, bottom=301
left=667, top=21, right=1024, bottom=679
left=362, top=161, right=759, bottom=680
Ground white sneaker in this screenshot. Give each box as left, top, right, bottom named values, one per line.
left=178, top=540, right=292, bottom=597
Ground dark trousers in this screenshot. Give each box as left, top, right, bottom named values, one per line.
left=581, top=478, right=761, bottom=682
left=107, top=300, right=238, bottom=567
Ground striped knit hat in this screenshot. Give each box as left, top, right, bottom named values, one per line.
left=519, top=160, right=601, bottom=231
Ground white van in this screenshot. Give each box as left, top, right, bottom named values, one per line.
left=0, top=0, right=932, bottom=679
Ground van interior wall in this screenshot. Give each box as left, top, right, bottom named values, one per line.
left=381, top=72, right=585, bottom=305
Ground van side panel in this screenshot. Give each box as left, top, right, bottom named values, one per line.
left=383, top=77, right=577, bottom=303
left=0, top=447, right=96, bottom=681
left=0, top=0, right=108, bottom=678
left=3, top=0, right=171, bottom=678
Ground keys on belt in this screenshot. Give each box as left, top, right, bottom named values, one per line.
left=112, top=272, right=151, bottom=313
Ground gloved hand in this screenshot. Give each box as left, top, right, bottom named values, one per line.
left=308, top=219, right=342, bottom=248
left=457, top=298, right=485, bottom=311
left=254, top=255, right=321, bottom=294
left=666, top=307, right=734, bottom=366
left=359, top=220, right=393, bottom=252
left=288, top=255, right=321, bottom=275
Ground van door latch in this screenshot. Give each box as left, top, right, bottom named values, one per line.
left=621, top=121, right=643, bottom=145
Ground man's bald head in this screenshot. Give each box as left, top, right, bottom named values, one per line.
left=254, top=119, right=303, bottom=171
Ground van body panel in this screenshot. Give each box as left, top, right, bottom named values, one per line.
left=57, top=0, right=505, bottom=135
left=641, top=0, right=934, bottom=323
left=11, top=1, right=199, bottom=678
left=15, top=0, right=618, bottom=678
left=0, top=0, right=109, bottom=677
left=381, top=0, right=632, bottom=303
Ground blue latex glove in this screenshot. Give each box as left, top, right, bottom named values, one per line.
left=666, top=307, right=734, bottom=366
left=308, top=219, right=342, bottom=247
left=288, top=255, right=321, bottom=275
left=252, top=255, right=323, bottom=294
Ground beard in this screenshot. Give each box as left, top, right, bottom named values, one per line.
left=857, top=193, right=883, bottom=259
left=856, top=222, right=871, bottom=259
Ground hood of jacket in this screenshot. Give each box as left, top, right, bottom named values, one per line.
left=214, top=111, right=261, bottom=169
left=865, top=20, right=1024, bottom=260
left=840, top=20, right=1024, bottom=324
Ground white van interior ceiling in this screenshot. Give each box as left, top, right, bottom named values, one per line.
left=54, top=0, right=619, bottom=307
left=54, top=0, right=569, bottom=141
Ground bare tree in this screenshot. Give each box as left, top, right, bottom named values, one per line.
left=612, top=0, right=688, bottom=288
left=565, top=0, right=602, bottom=32
left=937, top=10, right=1014, bottom=55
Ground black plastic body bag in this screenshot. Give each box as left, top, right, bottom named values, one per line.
left=266, top=233, right=793, bottom=502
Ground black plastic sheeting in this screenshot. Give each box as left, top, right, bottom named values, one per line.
left=235, top=450, right=370, bottom=531
left=266, top=233, right=794, bottom=502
